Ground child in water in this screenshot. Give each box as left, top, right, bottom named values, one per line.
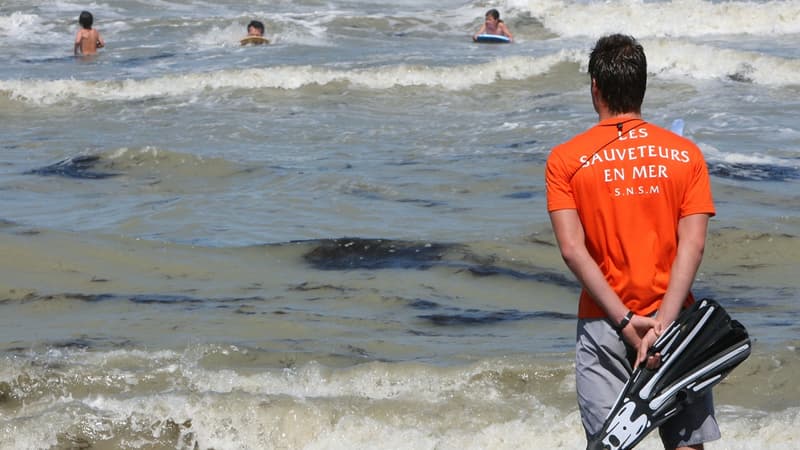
left=247, top=20, right=265, bottom=37
left=241, top=20, right=269, bottom=45
left=473, top=9, right=513, bottom=42
left=74, top=11, right=104, bottom=55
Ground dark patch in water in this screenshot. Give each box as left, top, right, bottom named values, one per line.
left=737, top=263, right=770, bottom=270
left=47, top=335, right=134, bottom=351
left=297, top=237, right=581, bottom=290
left=397, top=198, right=446, bottom=207
left=346, top=344, right=370, bottom=358
left=118, top=52, right=177, bottom=67
left=347, top=189, right=384, bottom=201
left=57, top=293, right=115, bottom=302
left=50, top=338, right=94, bottom=350
left=20, top=56, right=76, bottom=64
left=25, top=292, right=264, bottom=305
left=506, top=139, right=538, bottom=149
left=302, top=238, right=455, bottom=270
left=128, top=294, right=263, bottom=304
left=235, top=305, right=257, bottom=315
left=517, top=153, right=547, bottom=164
left=125, top=294, right=197, bottom=304
left=289, top=282, right=350, bottom=292
left=503, top=191, right=536, bottom=199
left=727, top=73, right=752, bottom=83
left=526, top=236, right=556, bottom=247
left=419, top=309, right=575, bottom=326
left=26, top=155, right=119, bottom=179
left=727, top=63, right=755, bottom=83
left=408, top=299, right=440, bottom=310
left=465, top=265, right=579, bottom=288
left=408, top=329, right=442, bottom=337
left=708, top=161, right=798, bottom=181
left=386, top=160, right=422, bottom=167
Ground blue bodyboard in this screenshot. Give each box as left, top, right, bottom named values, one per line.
left=474, top=34, right=510, bottom=44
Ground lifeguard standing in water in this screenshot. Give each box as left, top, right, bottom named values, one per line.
left=74, top=11, right=104, bottom=56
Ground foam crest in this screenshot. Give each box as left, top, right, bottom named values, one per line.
left=187, top=359, right=521, bottom=402
left=645, top=39, right=800, bottom=86
left=0, top=53, right=579, bottom=104
left=2, top=345, right=799, bottom=449
left=3, top=376, right=797, bottom=449
left=701, top=143, right=793, bottom=167
left=39, top=0, right=113, bottom=15
left=510, top=0, right=800, bottom=37
left=0, top=12, right=39, bottom=36
left=191, top=23, right=255, bottom=48
left=0, top=12, right=62, bottom=43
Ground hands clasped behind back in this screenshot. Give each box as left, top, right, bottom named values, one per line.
left=621, top=314, right=663, bottom=369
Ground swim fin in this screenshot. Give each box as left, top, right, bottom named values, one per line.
left=586, top=298, right=751, bottom=450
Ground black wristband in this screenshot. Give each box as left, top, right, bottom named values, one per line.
left=615, top=310, right=634, bottom=330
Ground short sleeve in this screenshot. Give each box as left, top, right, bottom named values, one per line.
left=680, top=150, right=715, bottom=218
left=546, top=148, right=577, bottom=212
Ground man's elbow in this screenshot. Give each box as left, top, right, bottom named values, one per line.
left=557, top=241, right=582, bottom=267
left=686, top=239, right=706, bottom=261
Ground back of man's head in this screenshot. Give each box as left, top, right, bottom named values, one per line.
left=588, top=34, right=647, bottom=115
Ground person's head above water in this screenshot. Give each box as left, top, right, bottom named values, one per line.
left=247, top=20, right=265, bottom=37
left=485, top=9, right=501, bottom=22
left=79, top=11, right=94, bottom=30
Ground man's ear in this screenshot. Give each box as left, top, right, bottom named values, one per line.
left=590, top=78, right=603, bottom=113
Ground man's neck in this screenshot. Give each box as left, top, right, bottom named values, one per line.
left=598, top=111, right=642, bottom=122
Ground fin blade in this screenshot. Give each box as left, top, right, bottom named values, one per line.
left=587, top=299, right=751, bottom=450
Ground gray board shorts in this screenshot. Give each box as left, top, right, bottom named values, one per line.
left=575, top=317, right=721, bottom=448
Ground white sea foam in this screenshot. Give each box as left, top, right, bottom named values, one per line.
left=4, top=396, right=797, bottom=450
left=701, top=143, right=797, bottom=167
left=644, top=38, right=800, bottom=85
left=190, top=23, right=246, bottom=48
left=185, top=360, right=509, bottom=402
left=2, top=347, right=798, bottom=450
left=509, top=0, right=800, bottom=38
left=3, top=37, right=798, bottom=106
left=0, top=52, right=580, bottom=104
left=0, top=12, right=62, bottom=43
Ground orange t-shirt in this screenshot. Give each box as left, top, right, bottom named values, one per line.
left=546, top=118, right=715, bottom=318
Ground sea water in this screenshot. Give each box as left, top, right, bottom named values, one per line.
left=0, top=0, right=798, bottom=448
